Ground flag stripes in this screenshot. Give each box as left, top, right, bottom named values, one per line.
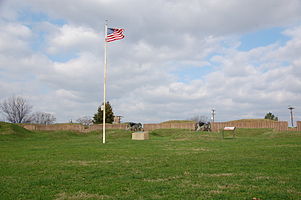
left=106, top=28, right=125, bottom=42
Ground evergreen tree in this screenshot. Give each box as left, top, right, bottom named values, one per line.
left=264, top=112, right=278, bottom=121
left=93, top=101, right=114, bottom=124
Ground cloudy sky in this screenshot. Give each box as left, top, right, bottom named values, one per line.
left=1, top=0, right=301, bottom=124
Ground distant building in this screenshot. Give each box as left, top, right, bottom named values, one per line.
left=113, top=116, right=122, bottom=124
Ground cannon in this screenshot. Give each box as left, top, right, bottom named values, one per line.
left=126, top=122, right=143, bottom=131
left=195, top=122, right=211, bottom=131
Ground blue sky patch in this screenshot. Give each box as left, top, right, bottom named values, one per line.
left=173, top=66, right=213, bottom=83
left=47, top=54, right=79, bottom=63
left=238, top=27, right=290, bottom=51
left=18, top=8, right=66, bottom=26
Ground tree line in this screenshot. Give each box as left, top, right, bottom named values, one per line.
left=1, top=95, right=280, bottom=125
left=76, top=102, right=115, bottom=125
left=0, top=96, right=56, bottom=124
left=0, top=96, right=115, bottom=125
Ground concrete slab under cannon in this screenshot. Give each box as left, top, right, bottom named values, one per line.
left=132, top=131, right=149, bottom=140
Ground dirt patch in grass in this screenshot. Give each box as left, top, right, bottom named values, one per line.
left=170, top=138, right=191, bottom=141
left=143, top=175, right=181, bottom=182
left=164, top=147, right=210, bottom=151
left=204, top=173, right=235, bottom=177
left=287, top=189, right=301, bottom=195
left=67, top=160, right=114, bottom=166
left=254, top=176, right=272, bottom=180
left=217, top=184, right=241, bottom=189
left=150, top=194, right=164, bottom=199
left=55, top=191, right=111, bottom=200
left=191, top=148, right=210, bottom=151
left=274, top=144, right=300, bottom=148
left=209, top=190, right=223, bottom=194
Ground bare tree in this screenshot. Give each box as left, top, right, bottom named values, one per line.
left=76, top=116, right=93, bottom=126
left=0, top=96, right=32, bottom=123
left=30, top=112, right=56, bottom=125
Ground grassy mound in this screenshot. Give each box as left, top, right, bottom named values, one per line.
left=161, top=120, right=194, bottom=124
left=227, top=119, right=277, bottom=123
left=0, top=121, right=31, bottom=135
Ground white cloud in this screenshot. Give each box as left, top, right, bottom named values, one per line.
left=47, top=25, right=100, bottom=54
left=1, top=0, right=301, bottom=124
left=0, top=22, right=32, bottom=55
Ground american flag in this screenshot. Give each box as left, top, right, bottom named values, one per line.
left=106, top=28, right=125, bottom=42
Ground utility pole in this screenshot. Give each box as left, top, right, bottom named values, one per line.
left=288, top=106, right=295, bottom=127
left=211, top=108, right=215, bottom=123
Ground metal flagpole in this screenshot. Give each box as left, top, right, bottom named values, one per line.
left=103, top=21, right=108, bottom=144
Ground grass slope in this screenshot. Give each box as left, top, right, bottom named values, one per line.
left=161, top=120, right=194, bottom=124
left=227, top=119, right=277, bottom=123
left=0, top=128, right=300, bottom=199
left=0, top=122, right=31, bottom=135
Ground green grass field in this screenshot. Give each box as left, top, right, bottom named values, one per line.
left=1, top=122, right=301, bottom=199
